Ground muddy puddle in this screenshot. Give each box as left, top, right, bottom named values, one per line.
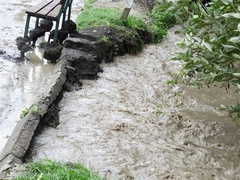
left=0, top=0, right=84, bottom=152
left=27, top=25, right=240, bottom=179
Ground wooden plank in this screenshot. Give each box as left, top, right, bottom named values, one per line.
left=26, top=1, right=53, bottom=15
left=121, top=0, right=133, bottom=20
left=121, top=8, right=131, bottom=20
left=47, top=5, right=62, bottom=20
left=36, top=1, right=60, bottom=17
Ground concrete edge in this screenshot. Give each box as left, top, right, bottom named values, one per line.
left=0, top=58, right=68, bottom=178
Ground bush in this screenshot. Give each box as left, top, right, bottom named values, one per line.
left=171, top=0, right=240, bottom=125
left=150, top=1, right=177, bottom=43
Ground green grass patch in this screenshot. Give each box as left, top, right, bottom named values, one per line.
left=75, top=3, right=174, bottom=44
left=12, top=159, right=103, bottom=180
left=76, top=7, right=122, bottom=29
left=76, top=7, right=150, bottom=53
left=76, top=7, right=149, bottom=32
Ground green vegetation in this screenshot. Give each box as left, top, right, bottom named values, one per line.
left=12, top=159, right=103, bottom=180
left=76, top=7, right=122, bottom=29
left=76, top=0, right=149, bottom=32
left=20, top=107, right=31, bottom=119
left=76, top=0, right=176, bottom=44
left=169, top=0, right=240, bottom=125
left=99, top=35, right=110, bottom=43
left=20, top=104, right=38, bottom=119
left=76, top=6, right=146, bottom=53
left=76, top=6, right=152, bottom=40
left=150, top=1, right=177, bottom=43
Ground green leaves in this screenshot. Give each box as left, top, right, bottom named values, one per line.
left=150, top=2, right=177, bottom=43
left=20, top=107, right=30, bottom=119
left=229, top=36, right=240, bottom=43
left=174, top=14, right=184, bottom=25
left=172, top=0, right=240, bottom=125
left=220, top=0, right=233, bottom=5
left=220, top=102, right=240, bottom=126
left=222, top=12, right=240, bottom=18
left=233, top=73, right=240, bottom=78
left=203, top=41, right=212, bottom=51
left=20, top=104, right=38, bottom=119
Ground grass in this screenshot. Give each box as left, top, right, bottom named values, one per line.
left=99, top=35, right=110, bottom=43
left=76, top=6, right=149, bottom=53
left=12, top=159, right=103, bottom=180
left=76, top=7, right=122, bottom=29
left=75, top=0, right=174, bottom=44
left=76, top=7, right=149, bottom=34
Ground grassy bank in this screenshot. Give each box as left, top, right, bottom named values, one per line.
left=10, top=159, right=103, bottom=180
left=76, top=0, right=176, bottom=44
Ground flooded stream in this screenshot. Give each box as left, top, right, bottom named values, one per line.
left=28, top=25, right=240, bottom=179
left=1, top=0, right=240, bottom=179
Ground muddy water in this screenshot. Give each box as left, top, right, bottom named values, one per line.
left=0, top=0, right=84, bottom=153
left=28, top=25, right=240, bottom=179
left=1, top=0, right=240, bottom=179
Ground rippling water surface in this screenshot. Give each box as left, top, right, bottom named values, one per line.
left=28, top=25, right=240, bottom=179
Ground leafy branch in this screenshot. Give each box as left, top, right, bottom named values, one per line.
left=170, top=0, right=240, bottom=125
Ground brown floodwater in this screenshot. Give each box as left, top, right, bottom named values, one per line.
left=1, top=0, right=240, bottom=179
left=27, top=24, right=240, bottom=179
